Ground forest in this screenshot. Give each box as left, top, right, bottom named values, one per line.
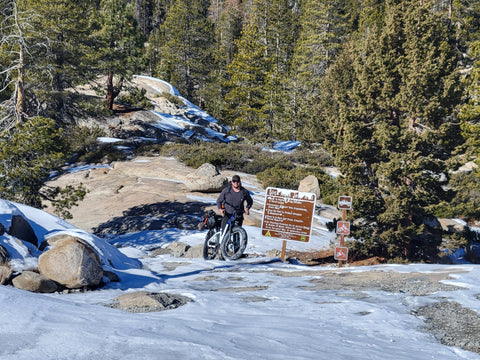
left=0, top=0, right=479, bottom=262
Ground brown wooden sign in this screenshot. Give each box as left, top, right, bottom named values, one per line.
left=261, top=187, right=316, bottom=242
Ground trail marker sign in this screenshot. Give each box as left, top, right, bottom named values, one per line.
left=334, top=247, right=349, bottom=261
left=261, top=187, right=316, bottom=243
left=336, top=221, right=350, bottom=235
left=338, top=196, right=352, bottom=210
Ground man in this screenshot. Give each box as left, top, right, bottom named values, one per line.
left=217, top=174, right=253, bottom=229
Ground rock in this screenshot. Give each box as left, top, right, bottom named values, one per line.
left=38, top=235, right=103, bottom=289
left=0, top=244, right=10, bottom=265
left=184, top=244, right=204, bottom=258
left=0, top=264, right=12, bottom=285
left=12, top=271, right=58, bottom=293
left=184, top=163, right=227, bottom=192
left=108, top=291, right=192, bottom=313
left=8, top=215, right=38, bottom=247
left=298, top=175, right=320, bottom=199
left=165, top=242, right=190, bottom=257
left=439, top=219, right=468, bottom=234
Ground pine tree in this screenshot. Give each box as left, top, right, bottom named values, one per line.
left=94, top=0, right=146, bottom=110
left=287, top=0, right=347, bottom=142
left=322, top=0, right=461, bottom=261
left=0, top=116, right=85, bottom=215
left=223, top=21, right=270, bottom=137
left=16, top=0, right=99, bottom=117
left=154, top=0, right=214, bottom=105
left=200, top=0, right=244, bottom=119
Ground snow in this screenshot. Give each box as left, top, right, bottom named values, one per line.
left=0, top=199, right=479, bottom=359
left=2, top=76, right=478, bottom=358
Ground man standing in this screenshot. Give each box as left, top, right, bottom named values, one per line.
left=217, top=174, right=253, bottom=229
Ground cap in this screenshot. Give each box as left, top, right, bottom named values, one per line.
left=232, top=175, right=241, bottom=182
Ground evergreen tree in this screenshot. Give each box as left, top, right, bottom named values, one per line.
left=94, top=0, right=146, bottom=110
left=322, top=0, right=461, bottom=261
left=0, top=117, right=86, bottom=216
left=0, top=0, right=57, bottom=125
left=17, top=0, right=99, bottom=118
left=223, top=21, right=270, bottom=137
left=200, top=0, right=244, bottom=119
left=154, top=0, right=214, bottom=105
left=223, top=0, right=297, bottom=139
left=287, top=0, right=347, bottom=141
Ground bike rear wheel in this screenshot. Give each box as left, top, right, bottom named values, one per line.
left=203, top=229, right=221, bottom=260
left=221, top=226, right=248, bottom=260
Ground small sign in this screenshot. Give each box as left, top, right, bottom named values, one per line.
left=336, top=221, right=350, bottom=235
left=334, top=247, right=348, bottom=261
left=261, top=187, right=316, bottom=242
left=338, top=196, right=352, bottom=210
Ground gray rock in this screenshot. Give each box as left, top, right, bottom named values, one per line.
left=184, top=163, right=227, bottom=192
left=108, top=291, right=192, bottom=313
left=0, top=264, right=12, bottom=285
left=12, top=271, right=58, bottom=293
left=38, top=235, right=103, bottom=289
left=8, top=215, right=38, bottom=247
left=298, top=175, right=320, bottom=199
left=184, top=244, right=203, bottom=258
left=0, top=244, right=10, bottom=265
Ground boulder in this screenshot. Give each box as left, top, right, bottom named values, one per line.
left=0, top=244, right=10, bottom=265
left=38, top=235, right=103, bottom=289
left=108, top=291, right=192, bottom=313
left=298, top=175, right=320, bottom=199
left=184, top=163, right=227, bottom=192
left=0, top=264, right=12, bottom=285
left=12, top=271, right=58, bottom=293
left=8, top=215, right=38, bottom=247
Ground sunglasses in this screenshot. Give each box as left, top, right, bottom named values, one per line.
left=232, top=180, right=240, bottom=183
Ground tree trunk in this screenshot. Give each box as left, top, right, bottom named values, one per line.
left=106, top=71, right=114, bottom=110
left=16, top=46, right=25, bottom=120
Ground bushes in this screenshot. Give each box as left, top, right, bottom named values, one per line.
left=117, top=87, right=153, bottom=109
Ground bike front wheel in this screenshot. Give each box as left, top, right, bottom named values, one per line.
left=203, top=229, right=221, bottom=260
left=221, top=227, right=248, bottom=260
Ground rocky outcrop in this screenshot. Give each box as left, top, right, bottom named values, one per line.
left=108, top=291, right=192, bottom=313
left=184, top=163, right=227, bottom=192
left=38, top=235, right=103, bottom=289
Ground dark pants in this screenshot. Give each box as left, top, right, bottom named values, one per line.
left=221, top=212, right=244, bottom=231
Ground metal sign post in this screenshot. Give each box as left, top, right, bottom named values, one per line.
left=336, top=196, right=352, bottom=267
left=261, top=187, right=316, bottom=262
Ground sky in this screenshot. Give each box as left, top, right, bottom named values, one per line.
left=1, top=76, right=479, bottom=359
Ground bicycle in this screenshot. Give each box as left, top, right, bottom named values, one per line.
left=202, top=210, right=248, bottom=260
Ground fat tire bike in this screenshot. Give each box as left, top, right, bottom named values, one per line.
left=202, top=211, right=248, bottom=260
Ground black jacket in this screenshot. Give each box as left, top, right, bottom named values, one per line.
left=217, top=184, right=253, bottom=215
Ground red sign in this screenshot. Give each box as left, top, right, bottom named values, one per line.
left=338, top=196, right=352, bottom=210
left=261, top=187, right=316, bottom=242
left=336, top=221, right=350, bottom=235
left=334, top=247, right=349, bottom=261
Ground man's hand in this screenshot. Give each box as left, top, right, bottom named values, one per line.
left=244, top=208, right=249, bottom=215
left=220, top=208, right=225, bottom=215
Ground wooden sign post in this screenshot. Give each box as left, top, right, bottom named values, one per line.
left=336, top=196, right=352, bottom=267
left=261, top=187, right=316, bottom=262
